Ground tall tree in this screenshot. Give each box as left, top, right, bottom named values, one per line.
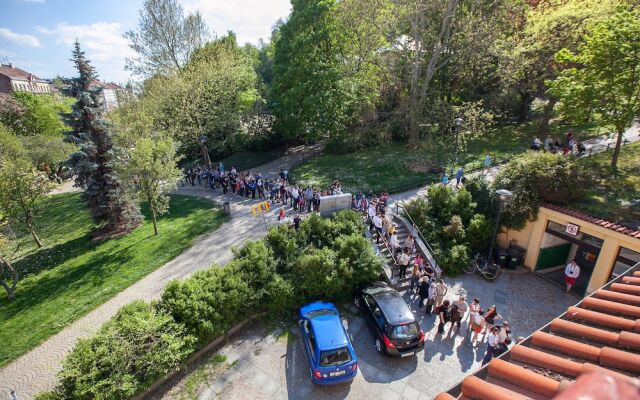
left=118, top=137, right=182, bottom=236
left=66, top=41, right=141, bottom=237
left=548, top=7, right=640, bottom=170
left=125, top=0, right=209, bottom=77
left=272, top=0, right=382, bottom=145
left=0, top=219, right=20, bottom=300
left=0, top=158, right=54, bottom=248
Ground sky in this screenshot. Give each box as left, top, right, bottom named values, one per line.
left=0, top=0, right=292, bottom=83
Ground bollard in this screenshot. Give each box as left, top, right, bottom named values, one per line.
left=223, top=201, right=230, bottom=215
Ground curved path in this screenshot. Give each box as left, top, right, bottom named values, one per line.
left=0, top=148, right=319, bottom=400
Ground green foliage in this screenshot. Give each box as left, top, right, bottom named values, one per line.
left=405, top=184, right=489, bottom=274
left=547, top=6, right=640, bottom=169
left=118, top=136, right=182, bottom=235
left=0, top=92, right=66, bottom=137
left=0, top=123, right=26, bottom=161
left=0, top=193, right=225, bottom=367
left=66, top=41, right=141, bottom=235
left=493, top=151, right=588, bottom=229
left=272, top=0, right=381, bottom=145
left=56, top=301, right=195, bottom=400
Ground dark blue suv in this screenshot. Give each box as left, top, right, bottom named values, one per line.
left=298, top=301, right=358, bottom=384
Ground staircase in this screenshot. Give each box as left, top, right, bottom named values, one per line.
left=370, top=210, right=438, bottom=292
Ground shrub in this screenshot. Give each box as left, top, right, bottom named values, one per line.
left=160, top=266, right=253, bottom=344
left=466, top=213, right=493, bottom=255
left=265, top=274, right=296, bottom=316
left=265, top=224, right=301, bottom=273
left=293, top=248, right=340, bottom=299
left=230, top=240, right=277, bottom=300
left=440, top=244, right=471, bottom=275
left=493, top=151, right=588, bottom=229
left=333, top=234, right=383, bottom=289
left=55, top=301, right=195, bottom=400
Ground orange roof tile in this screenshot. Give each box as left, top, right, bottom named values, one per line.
left=439, top=263, right=640, bottom=400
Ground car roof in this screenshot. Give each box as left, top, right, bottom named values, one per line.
left=370, top=288, right=415, bottom=325
left=300, top=302, right=348, bottom=350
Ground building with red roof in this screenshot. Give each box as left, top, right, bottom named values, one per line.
left=0, top=63, right=51, bottom=94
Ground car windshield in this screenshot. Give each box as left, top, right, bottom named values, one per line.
left=319, top=347, right=352, bottom=367
left=307, top=309, right=337, bottom=318
left=390, top=323, right=420, bottom=340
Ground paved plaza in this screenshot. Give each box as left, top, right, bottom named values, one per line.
left=150, top=270, right=578, bottom=400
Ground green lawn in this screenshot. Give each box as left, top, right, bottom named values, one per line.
left=0, top=193, right=227, bottom=367
left=292, top=120, right=606, bottom=193
left=572, top=141, right=640, bottom=227
left=182, top=149, right=285, bottom=171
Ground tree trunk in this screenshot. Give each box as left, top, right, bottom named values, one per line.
left=611, top=129, right=624, bottom=172
left=27, top=221, right=43, bottom=248
left=200, top=143, right=212, bottom=169
left=408, top=94, right=419, bottom=149
left=518, top=91, right=532, bottom=122
left=151, top=204, right=158, bottom=236
left=0, top=255, right=18, bottom=300
left=538, top=98, right=557, bottom=136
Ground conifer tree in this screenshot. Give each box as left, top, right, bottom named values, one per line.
left=66, top=40, right=141, bottom=237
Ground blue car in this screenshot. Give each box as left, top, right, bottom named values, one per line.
left=298, top=301, right=358, bottom=385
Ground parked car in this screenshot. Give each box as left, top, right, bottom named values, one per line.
left=354, top=282, right=425, bottom=356
left=298, top=301, right=358, bottom=384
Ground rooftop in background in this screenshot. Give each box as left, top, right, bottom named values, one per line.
left=544, top=203, right=640, bottom=239
left=89, top=80, right=122, bottom=91
left=0, top=63, right=47, bottom=82
left=437, top=262, right=640, bottom=400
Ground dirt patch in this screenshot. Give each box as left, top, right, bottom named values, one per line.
left=408, top=160, right=444, bottom=174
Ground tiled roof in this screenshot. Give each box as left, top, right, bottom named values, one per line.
left=438, top=263, right=640, bottom=400
left=0, top=64, right=46, bottom=82
left=89, top=80, right=121, bottom=90
left=542, top=203, right=640, bottom=239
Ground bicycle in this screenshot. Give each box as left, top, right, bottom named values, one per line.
left=464, top=254, right=501, bottom=281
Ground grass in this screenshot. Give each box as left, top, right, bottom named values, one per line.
left=572, top=140, right=640, bottom=227
left=179, top=354, right=229, bottom=400
left=291, top=119, right=607, bottom=194
left=0, top=192, right=227, bottom=367
left=181, top=149, right=285, bottom=171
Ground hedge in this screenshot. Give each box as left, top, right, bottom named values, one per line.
left=39, top=210, right=382, bottom=399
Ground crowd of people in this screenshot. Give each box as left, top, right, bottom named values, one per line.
left=531, top=130, right=586, bottom=155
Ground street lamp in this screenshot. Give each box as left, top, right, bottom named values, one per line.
left=453, top=117, right=463, bottom=164
left=487, top=189, right=513, bottom=263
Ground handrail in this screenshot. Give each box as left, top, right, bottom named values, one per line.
left=394, top=202, right=439, bottom=268
left=363, top=214, right=398, bottom=266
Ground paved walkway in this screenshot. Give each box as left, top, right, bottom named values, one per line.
left=0, top=148, right=320, bottom=400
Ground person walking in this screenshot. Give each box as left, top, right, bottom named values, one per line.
left=410, top=263, right=421, bottom=292
left=483, top=305, right=502, bottom=335
left=452, top=296, right=468, bottom=333
left=441, top=172, right=449, bottom=186
left=482, top=326, right=500, bottom=366
left=372, top=213, right=383, bottom=244
left=482, top=153, right=492, bottom=176
left=470, top=310, right=486, bottom=346
left=437, top=300, right=451, bottom=335
left=404, top=234, right=415, bottom=254
left=448, top=303, right=461, bottom=335
left=434, top=279, right=448, bottom=308
left=398, top=249, right=411, bottom=278
left=455, top=167, right=464, bottom=188
left=564, top=259, right=580, bottom=293
left=389, top=231, right=400, bottom=255
left=426, top=278, right=436, bottom=314
left=468, top=298, right=481, bottom=332
left=418, top=277, right=430, bottom=309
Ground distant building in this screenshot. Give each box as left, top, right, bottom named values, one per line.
left=0, top=63, right=51, bottom=94
left=89, top=80, right=121, bottom=111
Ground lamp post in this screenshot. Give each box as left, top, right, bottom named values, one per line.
left=453, top=117, right=463, bottom=164
left=199, top=134, right=211, bottom=169
left=487, top=189, right=513, bottom=263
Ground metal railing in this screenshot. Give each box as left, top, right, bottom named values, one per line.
left=394, top=202, right=439, bottom=268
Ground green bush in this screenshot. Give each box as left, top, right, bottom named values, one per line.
left=160, top=266, right=254, bottom=344
left=55, top=301, right=195, bottom=400
left=440, top=244, right=471, bottom=275
left=467, top=213, right=493, bottom=255
left=265, top=274, right=296, bottom=316
left=493, top=151, right=588, bottom=229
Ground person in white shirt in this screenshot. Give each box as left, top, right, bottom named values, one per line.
left=564, top=259, right=580, bottom=292
left=372, top=213, right=383, bottom=244
left=389, top=232, right=399, bottom=254
left=398, top=250, right=411, bottom=277
left=368, top=202, right=377, bottom=230
left=482, top=326, right=500, bottom=366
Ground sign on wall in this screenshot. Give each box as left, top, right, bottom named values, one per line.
left=566, top=223, right=580, bottom=236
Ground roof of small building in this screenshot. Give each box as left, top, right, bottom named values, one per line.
left=89, top=80, right=121, bottom=90
left=437, top=263, right=640, bottom=400
left=0, top=64, right=46, bottom=82
left=543, top=203, right=640, bottom=239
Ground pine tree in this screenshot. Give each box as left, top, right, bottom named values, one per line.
left=66, top=40, right=141, bottom=237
